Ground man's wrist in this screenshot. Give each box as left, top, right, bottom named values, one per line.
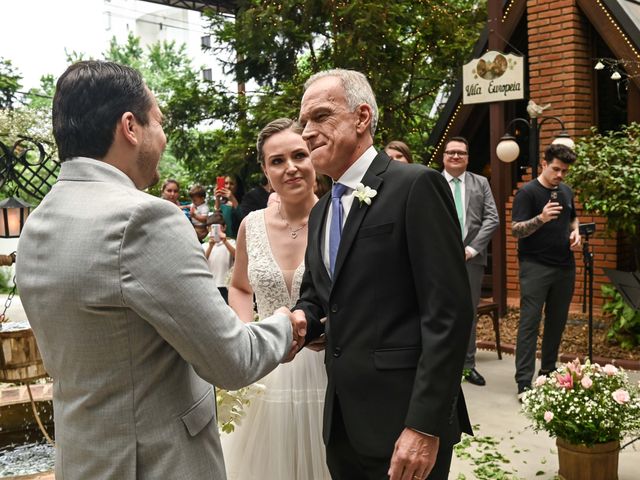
left=408, top=427, right=436, bottom=438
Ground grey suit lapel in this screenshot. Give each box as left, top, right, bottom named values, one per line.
left=464, top=172, right=472, bottom=217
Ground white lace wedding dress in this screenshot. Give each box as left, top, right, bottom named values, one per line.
left=222, top=210, right=330, bottom=480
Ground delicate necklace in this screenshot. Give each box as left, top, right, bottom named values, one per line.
left=277, top=203, right=307, bottom=239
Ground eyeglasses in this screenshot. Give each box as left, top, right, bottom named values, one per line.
left=444, top=150, right=468, bottom=157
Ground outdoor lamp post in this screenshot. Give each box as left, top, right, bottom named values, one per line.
left=0, top=196, right=31, bottom=238
left=0, top=196, right=32, bottom=266
left=496, top=114, right=574, bottom=173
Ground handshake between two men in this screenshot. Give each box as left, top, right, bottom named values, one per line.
left=275, top=307, right=309, bottom=362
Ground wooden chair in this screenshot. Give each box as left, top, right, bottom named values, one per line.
left=477, top=299, right=501, bottom=359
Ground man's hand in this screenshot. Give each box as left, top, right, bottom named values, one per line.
left=388, top=428, right=439, bottom=480
left=274, top=308, right=307, bottom=362
left=306, top=334, right=326, bottom=352
left=540, top=200, right=562, bottom=223
left=569, top=228, right=581, bottom=248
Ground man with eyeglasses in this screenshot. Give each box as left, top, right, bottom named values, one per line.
left=442, top=137, right=499, bottom=387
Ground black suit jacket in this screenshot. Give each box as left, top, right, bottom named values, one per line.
left=296, top=151, right=474, bottom=458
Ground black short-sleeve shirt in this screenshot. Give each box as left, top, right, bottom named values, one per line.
left=512, top=179, right=576, bottom=267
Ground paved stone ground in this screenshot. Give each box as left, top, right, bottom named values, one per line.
left=450, top=349, right=640, bottom=479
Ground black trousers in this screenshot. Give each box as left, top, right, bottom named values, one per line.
left=326, top=398, right=454, bottom=480
left=515, top=259, right=575, bottom=387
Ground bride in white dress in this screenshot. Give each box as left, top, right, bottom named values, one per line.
left=222, top=118, right=330, bottom=479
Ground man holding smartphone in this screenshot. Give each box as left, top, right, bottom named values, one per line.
left=204, top=213, right=236, bottom=303
left=511, top=144, right=581, bottom=400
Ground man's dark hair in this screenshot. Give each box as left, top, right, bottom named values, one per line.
left=53, top=60, right=152, bottom=162
left=544, top=144, right=576, bottom=165
left=444, top=136, right=469, bottom=151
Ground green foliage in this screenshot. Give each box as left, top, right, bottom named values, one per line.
left=0, top=57, right=23, bottom=109
left=453, top=432, right=519, bottom=479
left=24, top=74, right=56, bottom=111
left=0, top=267, right=12, bottom=294
left=570, top=122, right=640, bottom=267
left=602, top=284, right=640, bottom=350
left=197, top=0, right=486, bottom=175
left=105, top=33, right=234, bottom=187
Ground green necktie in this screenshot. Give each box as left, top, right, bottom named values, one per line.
left=453, top=177, right=464, bottom=236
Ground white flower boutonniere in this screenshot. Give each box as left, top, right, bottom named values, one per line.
left=353, top=183, right=377, bottom=206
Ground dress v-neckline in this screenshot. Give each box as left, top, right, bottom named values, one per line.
left=260, top=209, right=305, bottom=301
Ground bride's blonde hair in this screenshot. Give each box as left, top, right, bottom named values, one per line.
left=256, top=118, right=303, bottom=165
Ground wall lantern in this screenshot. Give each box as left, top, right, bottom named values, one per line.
left=0, top=196, right=32, bottom=238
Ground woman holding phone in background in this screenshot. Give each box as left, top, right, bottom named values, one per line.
left=214, top=174, right=243, bottom=238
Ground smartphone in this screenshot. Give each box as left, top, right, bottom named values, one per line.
left=550, top=189, right=563, bottom=206
left=212, top=224, right=221, bottom=242
left=216, top=176, right=226, bottom=191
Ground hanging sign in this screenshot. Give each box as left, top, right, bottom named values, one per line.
left=462, top=51, right=525, bottom=105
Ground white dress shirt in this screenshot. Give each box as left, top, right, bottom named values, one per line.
left=322, top=146, right=377, bottom=272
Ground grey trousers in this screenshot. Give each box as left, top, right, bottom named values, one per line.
left=515, top=259, right=575, bottom=387
left=464, top=262, right=485, bottom=369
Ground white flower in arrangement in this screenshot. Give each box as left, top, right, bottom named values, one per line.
left=216, top=383, right=266, bottom=434
left=353, top=183, right=377, bottom=206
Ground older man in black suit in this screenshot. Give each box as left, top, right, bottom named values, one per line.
left=295, top=69, right=474, bottom=480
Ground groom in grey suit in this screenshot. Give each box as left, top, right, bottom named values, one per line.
left=442, top=137, right=499, bottom=386
left=16, top=61, right=303, bottom=479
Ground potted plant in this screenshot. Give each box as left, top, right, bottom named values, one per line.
left=521, top=358, right=640, bottom=480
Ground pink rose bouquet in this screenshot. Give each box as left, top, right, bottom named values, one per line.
left=522, top=358, right=640, bottom=446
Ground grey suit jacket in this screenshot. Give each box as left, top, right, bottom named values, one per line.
left=16, top=158, right=291, bottom=480
left=444, top=171, right=499, bottom=267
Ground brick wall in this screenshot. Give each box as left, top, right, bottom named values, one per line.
left=527, top=0, right=594, bottom=145
left=503, top=0, right=623, bottom=313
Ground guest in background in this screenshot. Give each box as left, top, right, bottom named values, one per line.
left=384, top=140, right=413, bottom=164
left=441, top=136, right=499, bottom=387
left=203, top=212, right=236, bottom=304
left=214, top=174, right=243, bottom=238
left=239, top=174, right=271, bottom=219
left=189, top=184, right=209, bottom=242
left=160, top=178, right=182, bottom=206
left=512, top=144, right=580, bottom=401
